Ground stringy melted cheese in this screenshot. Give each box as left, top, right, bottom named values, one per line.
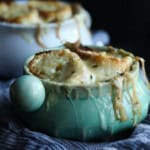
left=28, top=44, right=149, bottom=124
left=0, top=1, right=81, bottom=48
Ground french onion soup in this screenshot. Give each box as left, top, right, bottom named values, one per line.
left=27, top=42, right=149, bottom=123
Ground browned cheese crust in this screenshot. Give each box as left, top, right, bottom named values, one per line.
left=0, top=1, right=72, bottom=24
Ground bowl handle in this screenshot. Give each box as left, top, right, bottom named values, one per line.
left=10, top=75, right=45, bottom=112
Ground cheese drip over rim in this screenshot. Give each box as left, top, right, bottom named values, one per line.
left=27, top=43, right=149, bottom=125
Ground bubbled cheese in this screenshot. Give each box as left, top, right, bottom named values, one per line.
left=28, top=45, right=135, bottom=86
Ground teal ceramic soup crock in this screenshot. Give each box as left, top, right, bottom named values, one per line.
left=10, top=45, right=150, bottom=141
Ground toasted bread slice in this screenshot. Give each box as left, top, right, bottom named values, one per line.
left=28, top=49, right=94, bottom=85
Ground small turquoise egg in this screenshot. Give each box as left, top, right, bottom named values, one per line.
left=10, top=75, right=45, bottom=112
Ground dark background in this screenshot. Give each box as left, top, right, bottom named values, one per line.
left=68, top=0, right=150, bottom=75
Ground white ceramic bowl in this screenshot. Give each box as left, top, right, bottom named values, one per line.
left=0, top=4, right=92, bottom=78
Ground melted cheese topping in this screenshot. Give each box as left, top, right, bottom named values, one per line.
left=0, top=1, right=72, bottom=24
left=28, top=45, right=134, bottom=85
left=28, top=1, right=72, bottom=22
left=28, top=44, right=149, bottom=124
left=29, top=49, right=94, bottom=85
left=83, top=52, right=133, bottom=81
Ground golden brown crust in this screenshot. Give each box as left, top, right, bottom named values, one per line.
left=65, top=42, right=133, bottom=79
left=28, top=43, right=135, bottom=84
left=29, top=51, right=53, bottom=77
left=0, top=1, right=72, bottom=24
left=29, top=50, right=70, bottom=78
left=0, top=2, right=40, bottom=24
left=28, top=49, right=95, bottom=85
left=8, top=9, right=40, bottom=24
left=28, top=1, right=72, bottom=22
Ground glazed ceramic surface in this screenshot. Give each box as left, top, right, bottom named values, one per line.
left=10, top=46, right=150, bottom=141
left=0, top=2, right=92, bottom=78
